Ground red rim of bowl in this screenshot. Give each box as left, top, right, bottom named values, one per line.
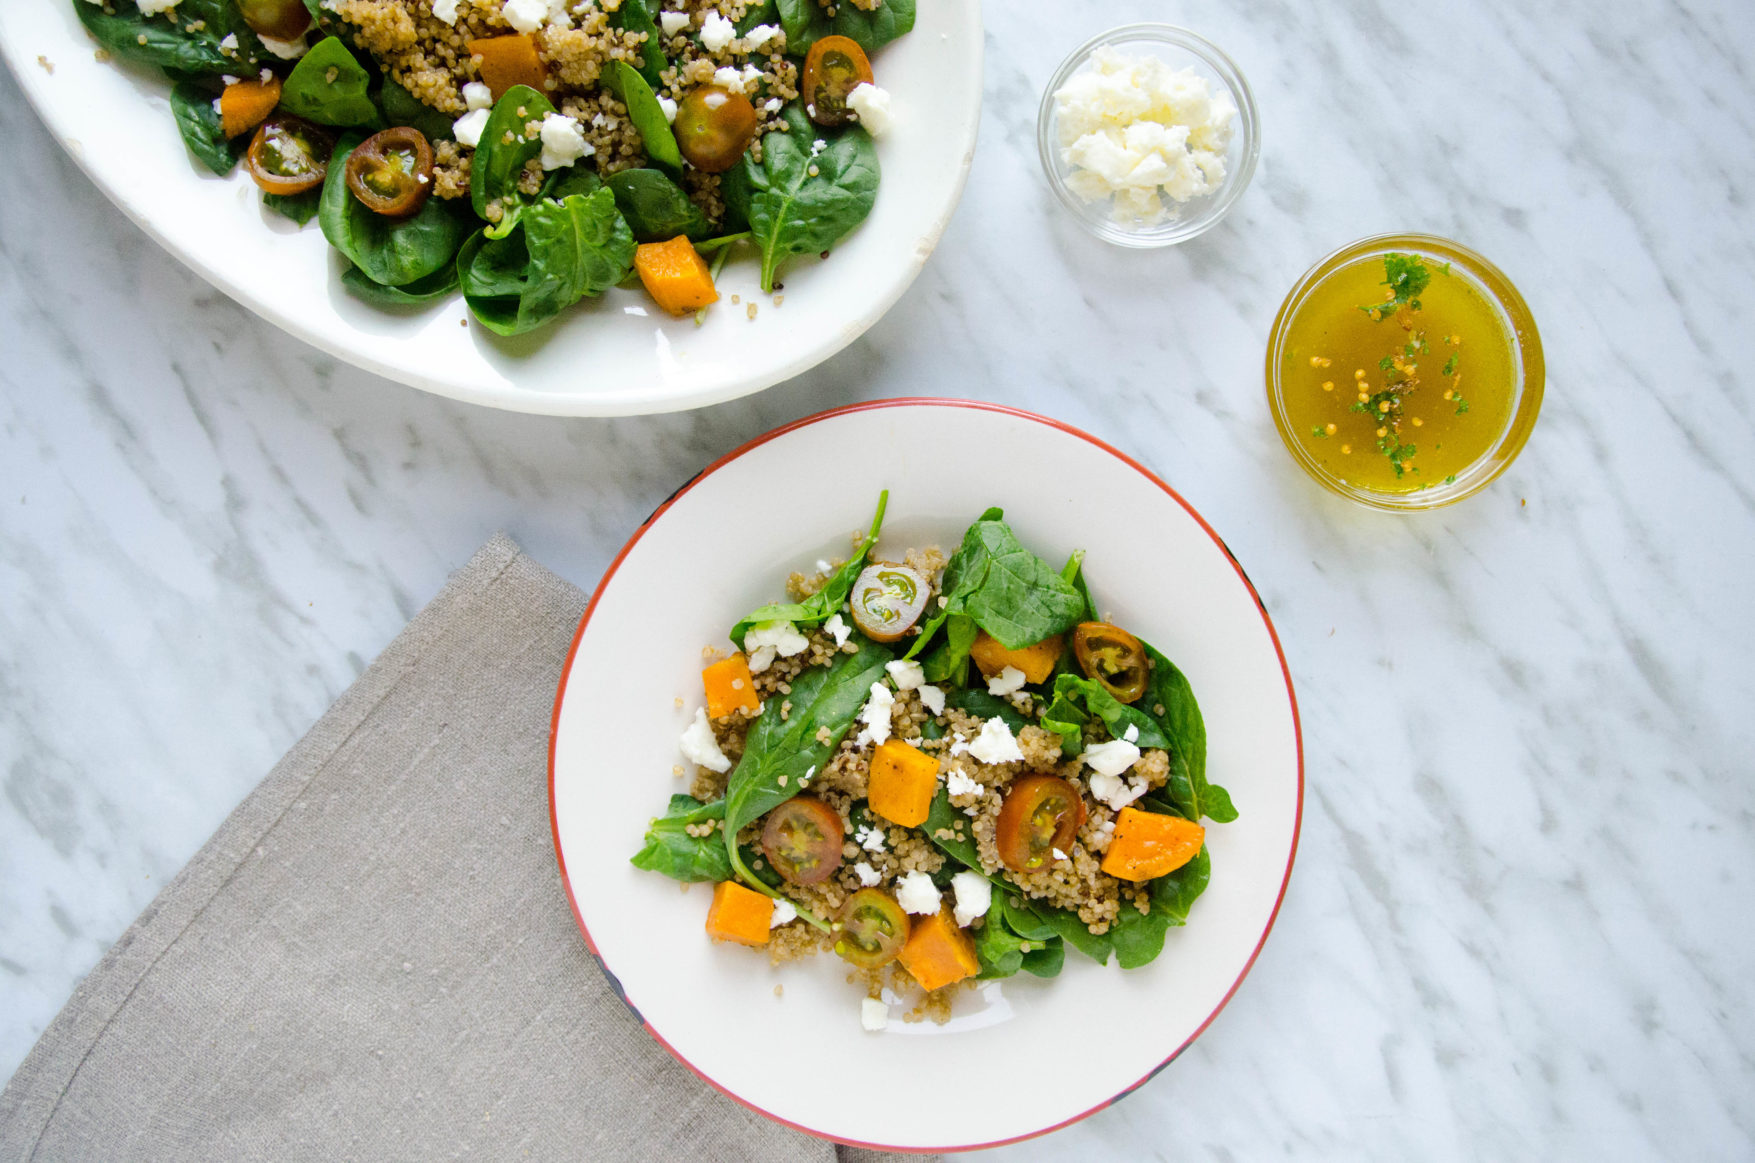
left=547, top=397, right=1305, bottom=1153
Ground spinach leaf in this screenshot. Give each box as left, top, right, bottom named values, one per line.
left=458, top=186, right=635, bottom=336
left=341, top=261, right=457, bottom=305
left=1030, top=902, right=1115, bottom=965
left=280, top=37, right=383, bottom=129
left=631, top=795, right=732, bottom=882
left=1106, top=846, right=1212, bottom=969
left=608, top=0, right=667, bottom=88
left=728, top=491, right=886, bottom=649
left=169, top=80, right=242, bottom=176
left=918, top=614, right=977, bottom=686
left=776, top=0, right=915, bottom=56
left=605, top=60, right=683, bottom=172
left=75, top=0, right=261, bottom=75
left=378, top=76, right=454, bottom=142
left=1141, top=644, right=1236, bottom=824
left=722, top=105, right=878, bottom=292
left=923, top=785, right=981, bottom=870
left=1038, top=684, right=1088, bottom=757
left=264, top=188, right=323, bottom=226
left=735, top=0, right=780, bottom=35
left=974, top=892, right=1063, bottom=980
left=469, top=85, right=557, bottom=236
left=1060, top=549, right=1098, bottom=622
left=942, top=687, right=1028, bottom=735
left=320, top=135, right=473, bottom=286
left=608, top=169, right=711, bottom=241
left=723, top=637, right=893, bottom=880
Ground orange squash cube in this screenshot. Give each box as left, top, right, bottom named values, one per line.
left=897, top=909, right=979, bottom=993
left=702, top=653, right=760, bottom=719
left=468, top=34, right=548, bottom=101
left=635, top=236, right=719, bottom=316
left=1100, top=806, right=1205, bottom=882
left=219, top=75, right=282, bottom=138
left=705, top=880, right=773, bottom=946
left=969, top=631, right=1062, bottom=685
left=868, top=739, right=939, bottom=827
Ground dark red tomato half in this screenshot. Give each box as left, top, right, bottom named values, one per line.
left=834, top=888, right=910, bottom=969
left=674, top=85, right=759, bottom=173
left=995, top=775, right=1085, bottom=873
left=801, top=34, right=873, bottom=127
left=245, top=115, right=334, bottom=196
left=345, top=126, right=435, bottom=218
left=760, top=796, right=844, bottom=886
left=1072, top=621, right=1150, bottom=704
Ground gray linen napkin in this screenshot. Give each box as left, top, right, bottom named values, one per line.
left=0, top=536, right=927, bottom=1163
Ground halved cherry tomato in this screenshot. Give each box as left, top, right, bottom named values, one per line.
left=801, top=34, right=873, bottom=127
left=1073, top=621, right=1149, bottom=704
left=834, top=888, right=910, bottom=969
left=245, top=115, right=333, bottom=196
left=849, top=562, right=929, bottom=643
left=760, top=796, right=844, bottom=885
left=995, top=775, right=1085, bottom=872
left=674, top=85, right=758, bottom=173
left=237, top=0, right=311, bottom=42
left=344, top=126, right=434, bottom=218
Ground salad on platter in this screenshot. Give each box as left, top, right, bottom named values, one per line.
left=74, top=0, right=912, bottom=334
left=632, top=493, right=1239, bottom=1030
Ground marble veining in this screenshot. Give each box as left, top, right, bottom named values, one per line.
left=3, top=0, right=1753, bottom=1158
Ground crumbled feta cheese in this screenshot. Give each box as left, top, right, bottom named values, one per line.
left=699, top=10, right=735, bottom=52
left=855, top=823, right=887, bottom=853
left=1088, top=770, right=1149, bottom=812
left=220, top=74, right=240, bottom=86
left=538, top=112, right=593, bottom=170
left=679, top=708, right=730, bottom=773
left=502, top=0, right=548, bottom=33
left=948, top=734, right=970, bottom=757
left=740, top=64, right=764, bottom=91
left=951, top=870, right=991, bottom=926
left=658, top=9, right=689, bottom=35
left=217, top=32, right=238, bottom=51
left=211, top=96, right=223, bottom=115
left=1123, top=723, right=1140, bottom=744
left=846, top=82, right=893, bottom=136
left=744, top=22, right=781, bottom=50
left=823, top=613, right=851, bottom=647
left=1052, top=848, right=1068, bottom=862
left=919, top=685, right=946, bottom=716
left=462, top=81, right=494, bottom=111
left=137, top=0, right=179, bottom=15
left=432, top=0, right=460, bottom=25
left=946, top=769, right=980, bottom=798
left=1082, top=737, right=1142, bottom=778
left=764, top=97, right=784, bottom=114
left=859, top=682, right=894, bottom=746
left=853, top=861, right=881, bottom=887
left=986, top=665, right=1027, bottom=696
left=895, top=871, right=941, bottom=915
left=861, top=997, right=889, bottom=1032
left=259, top=68, right=274, bottom=83
left=769, top=899, right=797, bottom=928
left=657, top=95, right=677, bottom=123
left=968, top=717, right=1024, bottom=765
left=885, top=659, right=925, bottom=690
left=744, top=619, right=810, bottom=672
left=259, top=34, right=308, bottom=60
left=713, top=66, right=745, bottom=93
left=809, top=138, right=828, bottom=158
left=452, top=109, right=489, bottom=147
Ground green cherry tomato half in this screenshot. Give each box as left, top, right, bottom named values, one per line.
left=1072, top=621, right=1150, bottom=704
left=834, top=888, right=911, bottom=969
left=760, top=796, right=844, bottom=886
left=345, top=126, right=435, bottom=218
left=237, top=0, right=311, bottom=42
left=802, top=34, right=873, bottom=128
left=245, top=115, right=334, bottom=195
left=849, top=562, right=929, bottom=643
left=674, top=84, right=758, bottom=173
left=996, top=775, right=1085, bottom=872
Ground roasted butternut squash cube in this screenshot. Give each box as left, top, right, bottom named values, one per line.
left=897, top=909, right=979, bottom=992
left=702, top=653, right=760, bottom=719
left=1100, top=806, right=1205, bottom=882
left=867, top=739, right=939, bottom=827
left=635, top=236, right=719, bottom=316
left=969, top=631, right=1062, bottom=685
left=705, top=880, right=773, bottom=946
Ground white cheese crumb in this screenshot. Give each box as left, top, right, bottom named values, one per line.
left=846, top=82, right=893, bottom=136
left=259, top=67, right=274, bottom=82
left=679, top=708, right=730, bottom=773
left=885, top=659, right=925, bottom=690
left=432, top=0, right=460, bottom=25
left=853, top=861, right=881, bottom=887
left=948, top=734, right=970, bottom=757
left=861, top=997, right=889, bottom=1032
left=764, top=96, right=784, bottom=114
left=462, top=81, right=494, bottom=110
left=919, top=685, right=946, bottom=716
left=951, top=871, right=991, bottom=926
left=1123, top=723, right=1140, bottom=744
left=859, top=682, right=894, bottom=746
left=740, top=63, right=764, bottom=91
left=823, top=613, right=851, bottom=647
left=744, top=22, right=781, bottom=50
left=260, top=33, right=307, bottom=59
left=217, top=32, right=238, bottom=51
left=502, top=0, right=548, bottom=34
left=855, top=823, right=887, bottom=853
left=1089, top=770, right=1149, bottom=812
left=895, top=871, right=941, bottom=915
left=769, top=899, right=797, bottom=928
left=809, top=138, right=827, bottom=158
left=211, top=96, right=223, bottom=115
left=744, top=620, right=810, bottom=672
left=699, top=10, right=735, bottom=52
left=946, top=769, right=980, bottom=798
left=538, top=112, right=593, bottom=170
left=1082, top=737, right=1142, bottom=778
left=658, top=9, right=689, bottom=35
left=220, top=75, right=240, bottom=86
left=986, top=665, right=1027, bottom=696
left=452, top=109, right=489, bottom=148
left=1052, top=848, right=1068, bottom=862
left=657, top=95, right=677, bottom=123
left=713, top=66, right=745, bottom=93
left=968, top=717, right=1024, bottom=765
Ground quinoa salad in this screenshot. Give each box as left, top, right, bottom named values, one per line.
left=632, top=493, right=1238, bottom=1030
left=74, top=0, right=912, bottom=334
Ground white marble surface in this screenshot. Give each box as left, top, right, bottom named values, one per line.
left=2, top=0, right=1752, bottom=1157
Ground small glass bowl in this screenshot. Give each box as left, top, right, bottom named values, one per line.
left=1036, top=24, right=1260, bottom=248
left=1266, top=233, right=1545, bottom=512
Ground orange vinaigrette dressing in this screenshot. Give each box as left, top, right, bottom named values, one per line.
left=1278, top=253, right=1516, bottom=492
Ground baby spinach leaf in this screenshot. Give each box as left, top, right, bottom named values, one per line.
left=1105, top=846, right=1212, bottom=969
left=608, top=169, right=711, bottom=241
left=378, top=76, right=454, bottom=142
left=1141, top=643, right=1235, bottom=824
left=776, top=0, right=915, bottom=56
left=169, top=80, right=243, bottom=176
left=605, top=60, right=683, bottom=172
left=341, top=261, right=457, bottom=305
left=469, top=85, right=557, bottom=236
left=728, top=491, right=886, bottom=649
left=1038, top=685, right=1088, bottom=757
left=917, top=614, right=977, bottom=686
left=1060, top=549, right=1098, bottom=621
left=722, top=105, right=878, bottom=292
left=723, top=637, right=893, bottom=867
left=735, top=0, right=780, bottom=35
left=1030, top=903, right=1115, bottom=966
left=281, top=37, right=382, bottom=129
left=321, top=135, right=473, bottom=286
left=609, top=0, right=667, bottom=88
left=976, top=892, right=1059, bottom=980
left=909, top=507, right=1086, bottom=667
left=458, top=186, right=635, bottom=336
left=631, top=795, right=732, bottom=882
left=75, top=0, right=261, bottom=75
left=264, top=188, right=323, bottom=226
